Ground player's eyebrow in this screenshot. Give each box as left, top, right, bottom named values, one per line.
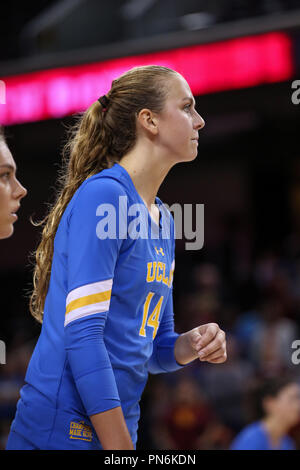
left=182, top=96, right=196, bottom=106
left=0, top=163, right=16, bottom=172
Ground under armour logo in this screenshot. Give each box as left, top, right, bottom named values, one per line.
left=155, top=246, right=164, bottom=256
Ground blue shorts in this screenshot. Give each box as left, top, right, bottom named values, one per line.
left=6, top=430, right=38, bottom=450
left=7, top=396, right=102, bottom=450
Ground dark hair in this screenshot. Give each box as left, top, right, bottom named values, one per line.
left=253, top=376, right=296, bottom=419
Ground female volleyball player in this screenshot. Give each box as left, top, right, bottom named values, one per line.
left=230, top=377, right=300, bottom=450
left=6, top=65, right=227, bottom=450
left=0, top=126, right=27, bottom=239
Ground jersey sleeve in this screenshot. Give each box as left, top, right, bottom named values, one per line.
left=148, top=212, right=185, bottom=375
left=64, top=176, right=126, bottom=416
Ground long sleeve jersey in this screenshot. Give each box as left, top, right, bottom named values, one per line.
left=10, top=162, right=184, bottom=450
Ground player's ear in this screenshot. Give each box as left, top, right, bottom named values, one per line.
left=136, top=108, right=159, bottom=136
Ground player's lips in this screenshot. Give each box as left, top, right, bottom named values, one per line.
left=10, top=205, right=20, bottom=220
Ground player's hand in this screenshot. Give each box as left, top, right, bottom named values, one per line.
left=189, top=323, right=227, bottom=364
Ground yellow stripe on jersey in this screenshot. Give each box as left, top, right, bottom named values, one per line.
left=65, top=290, right=111, bottom=315
left=64, top=279, right=113, bottom=327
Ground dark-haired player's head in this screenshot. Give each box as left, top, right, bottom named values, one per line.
left=255, top=377, right=300, bottom=429
left=0, top=126, right=27, bottom=239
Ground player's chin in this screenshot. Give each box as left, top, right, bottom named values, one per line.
left=0, top=222, right=14, bottom=239
left=187, top=152, right=198, bottom=162
left=179, top=150, right=198, bottom=163
left=174, top=147, right=198, bottom=164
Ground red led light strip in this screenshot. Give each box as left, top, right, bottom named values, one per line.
left=0, top=32, right=293, bottom=125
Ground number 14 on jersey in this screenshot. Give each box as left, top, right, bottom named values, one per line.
left=139, top=292, right=164, bottom=340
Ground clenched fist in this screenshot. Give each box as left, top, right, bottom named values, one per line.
left=189, top=323, right=227, bottom=364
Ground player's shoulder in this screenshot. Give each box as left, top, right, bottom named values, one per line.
left=81, top=170, right=127, bottom=198
left=242, top=421, right=263, bottom=435
left=72, top=169, right=128, bottom=208
left=63, top=172, right=127, bottom=227
left=235, top=421, right=263, bottom=439
left=230, top=422, right=265, bottom=450
left=283, top=435, right=296, bottom=450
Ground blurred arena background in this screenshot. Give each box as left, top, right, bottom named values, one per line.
left=1, top=0, right=300, bottom=450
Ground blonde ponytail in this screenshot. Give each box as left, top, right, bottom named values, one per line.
left=29, top=65, right=178, bottom=323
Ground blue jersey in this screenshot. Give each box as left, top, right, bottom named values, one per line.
left=230, top=421, right=295, bottom=450
left=8, top=163, right=184, bottom=450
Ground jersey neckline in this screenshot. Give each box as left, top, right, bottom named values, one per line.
left=114, top=162, right=162, bottom=230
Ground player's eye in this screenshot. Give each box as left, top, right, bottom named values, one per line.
left=0, top=172, right=11, bottom=180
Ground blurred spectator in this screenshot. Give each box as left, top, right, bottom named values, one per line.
left=200, top=334, right=255, bottom=432
left=230, top=376, right=300, bottom=450
left=176, top=263, right=222, bottom=332
left=233, top=309, right=263, bottom=358
left=249, top=296, right=299, bottom=377
left=151, top=374, right=232, bottom=450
